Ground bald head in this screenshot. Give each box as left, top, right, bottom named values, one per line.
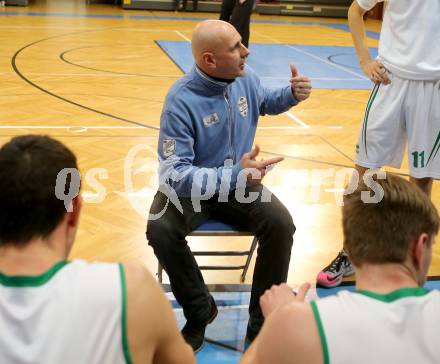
left=191, top=20, right=249, bottom=79
left=192, top=20, right=238, bottom=61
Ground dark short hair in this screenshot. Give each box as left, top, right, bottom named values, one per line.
left=343, top=173, right=439, bottom=267
left=0, top=135, right=78, bottom=246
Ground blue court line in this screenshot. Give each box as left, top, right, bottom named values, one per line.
left=0, top=11, right=380, bottom=38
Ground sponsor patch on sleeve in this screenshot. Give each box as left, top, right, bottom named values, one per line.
left=163, top=139, right=176, bottom=157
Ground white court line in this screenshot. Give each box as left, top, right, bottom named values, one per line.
left=253, top=31, right=368, bottom=81
left=173, top=304, right=248, bottom=312
left=261, top=76, right=366, bottom=81
left=175, top=30, right=191, bottom=42
left=285, top=111, right=309, bottom=129
left=0, top=125, right=146, bottom=129
left=285, top=43, right=368, bottom=80
left=258, top=126, right=307, bottom=130
left=118, top=28, right=191, bottom=33
left=0, top=125, right=309, bottom=131
left=0, top=25, right=102, bottom=30
left=23, top=72, right=178, bottom=77
left=260, top=125, right=343, bottom=130
left=0, top=25, right=184, bottom=32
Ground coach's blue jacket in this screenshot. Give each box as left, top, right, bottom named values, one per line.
left=158, top=65, right=298, bottom=197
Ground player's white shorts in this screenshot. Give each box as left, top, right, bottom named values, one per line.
left=355, top=73, right=440, bottom=179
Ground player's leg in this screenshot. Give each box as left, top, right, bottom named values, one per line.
left=219, top=0, right=236, bottom=22
left=406, top=79, right=440, bottom=198
left=318, top=73, right=407, bottom=287
left=410, top=177, right=433, bottom=196
left=229, top=0, right=253, bottom=48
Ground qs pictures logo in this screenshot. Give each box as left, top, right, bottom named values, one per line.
left=123, top=143, right=161, bottom=218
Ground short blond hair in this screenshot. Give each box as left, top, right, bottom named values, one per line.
left=343, top=173, right=439, bottom=266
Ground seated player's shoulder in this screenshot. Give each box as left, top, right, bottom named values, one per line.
left=261, top=302, right=322, bottom=364
left=123, top=262, right=156, bottom=291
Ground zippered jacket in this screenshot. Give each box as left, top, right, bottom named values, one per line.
left=158, top=65, right=298, bottom=197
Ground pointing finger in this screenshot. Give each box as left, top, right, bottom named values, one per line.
left=296, top=282, right=311, bottom=302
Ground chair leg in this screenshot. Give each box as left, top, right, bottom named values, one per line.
left=240, top=236, right=258, bottom=283
left=158, top=262, right=163, bottom=284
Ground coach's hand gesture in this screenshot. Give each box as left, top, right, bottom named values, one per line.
left=240, top=145, right=283, bottom=185
left=290, top=64, right=312, bottom=101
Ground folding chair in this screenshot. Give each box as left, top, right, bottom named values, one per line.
left=157, top=219, right=258, bottom=284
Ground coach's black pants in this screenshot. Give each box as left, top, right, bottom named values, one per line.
left=146, top=184, right=294, bottom=335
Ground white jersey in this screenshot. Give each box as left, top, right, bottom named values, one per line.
left=311, top=288, right=440, bottom=364
left=357, top=0, right=440, bottom=80
left=0, top=260, right=132, bottom=364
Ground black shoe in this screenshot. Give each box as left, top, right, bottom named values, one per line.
left=181, top=296, right=218, bottom=353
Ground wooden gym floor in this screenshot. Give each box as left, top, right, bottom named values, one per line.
left=1, top=0, right=439, bottom=286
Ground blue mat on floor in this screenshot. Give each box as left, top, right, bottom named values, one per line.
left=156, top=41, right=378, bottom=90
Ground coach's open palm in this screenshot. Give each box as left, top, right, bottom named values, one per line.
left=240, top=145, right=284, bottom=185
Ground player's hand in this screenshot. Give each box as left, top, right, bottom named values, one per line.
left=361, top=59, right=390, bottom=85
left=290, top=63, right=312, bottom=101
left=240, top=145, right=283, bottom=185
left=260, top=283, right=311, bottom=318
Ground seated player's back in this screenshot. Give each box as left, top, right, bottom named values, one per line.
left=0, top=260, right=128, bottom=363
left=0, top=259, right=194, bottom=364
left=0, top=134, right=195, bottom=364
left=313, top=288, right=440, bottom=363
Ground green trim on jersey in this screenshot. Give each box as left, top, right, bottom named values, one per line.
left=310, top=301, right=330, bottom=364
left=0, top=260, right=69, bottom=287
left=355, top=287, right=429, bottom=302
left=118, top=263, right=133, bottom=364
left=426, top=131, right=440, bottom=166
left=362, top=83, right=380, bottom=157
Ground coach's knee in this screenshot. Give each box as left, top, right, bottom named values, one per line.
left=146, top=217, right=175, bottom=251
left=276, top=210, right=296, bottom=242
left=261, top=206, right=295, bottom=246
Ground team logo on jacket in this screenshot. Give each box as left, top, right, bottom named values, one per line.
left=238, top=96, right=248, bottom=117
left=163, top=139, right=176, bottom=157
left=203, top=113, right=219, bottom=127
